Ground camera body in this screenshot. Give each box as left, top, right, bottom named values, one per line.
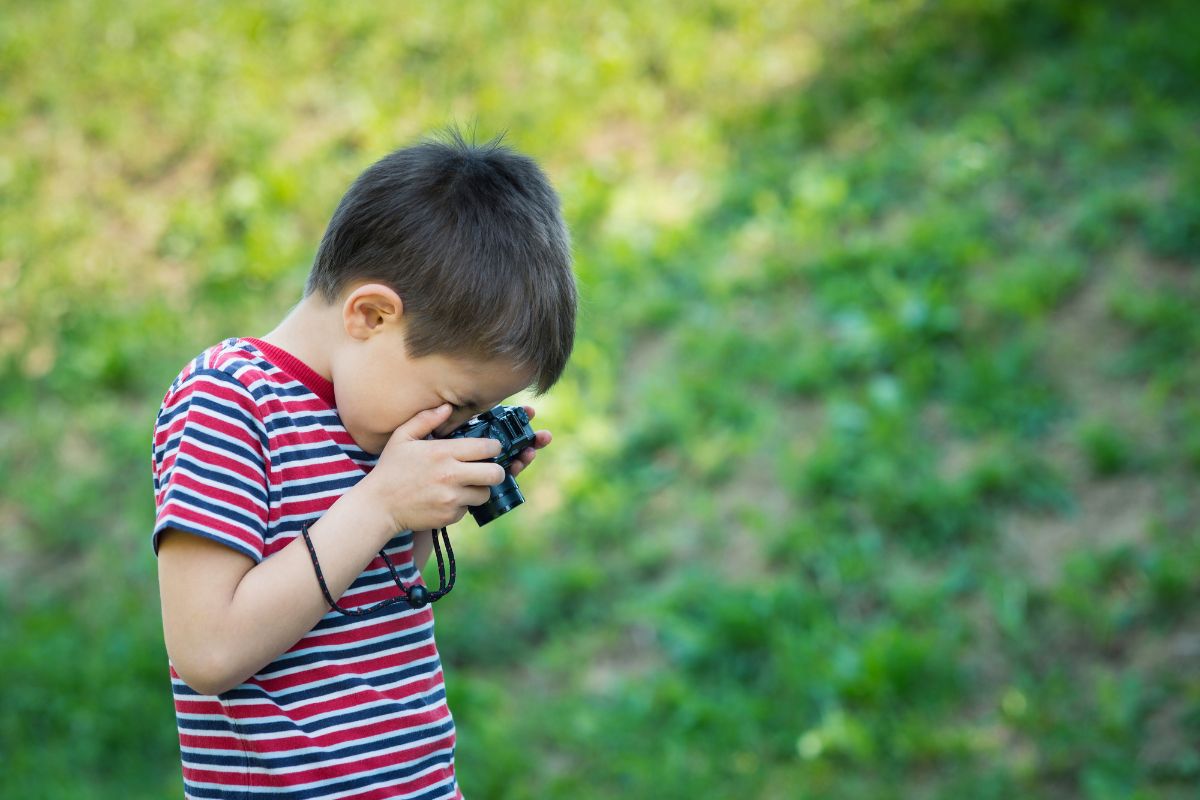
left=446, top=404, right=536, bottom=525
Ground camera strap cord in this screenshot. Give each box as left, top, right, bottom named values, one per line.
left=300, top=522, right=456, bottom=613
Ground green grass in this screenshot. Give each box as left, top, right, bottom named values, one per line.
left=2, top=0, right=1200, bottom=797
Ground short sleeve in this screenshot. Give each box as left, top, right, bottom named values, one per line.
left=151, top=369, right=271, bottom=562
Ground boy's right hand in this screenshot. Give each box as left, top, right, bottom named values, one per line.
left=363, top=403, right=506, bottom=533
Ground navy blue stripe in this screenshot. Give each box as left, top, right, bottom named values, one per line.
left=272, top=442, right=348, bottom=464
left=191, top=367, right=264, bottom=405
left=161, top=486, right=265, bottom=534
left=170, top=454, right=268, bottom=505
left=190, top=396, right=267, bottom=444
left=308, top=597, right=425, bottom=638
left=224, top=658, right=445, bottom=708
left=238, top=377, right=347, bottom=422
left=181, top=783, right=245, bottom=800
left=173, top=715, right=241, bottom=733
left=309, top=597, right=421, bottom=637
left=332, top=564, right=421, bottom=599
left=153, top=520, right=262, bottom=562
left=244, top=377, right=316, bottom=400
left=175, top=684, right=447, bottom=739
left=261, top=411, right=340, bottom=433
left=182, top=718, right=455, bottom=771
left=186, top=398, right=264, bottom=449
left=168, top=423, right=265, bottom=471
left=176, top=682, right=443, bottom=734
left=267, top=472, right=362, bottom=496
left=157, top=390, right=258, bottom=433
left=182, top=705, right=451, bottom=753
left=183, top=757, right=456, bottom=800
left=270, top=444, right=374, bottom=472
left=348, top=562, right=420, bottom=590
left=159, top=388, right=262, bottom=436
left=262, top=626, right=434, bottom=676
left=383, top=531, right=414, bottom=550
left=156, top=397, right=191, bottom=427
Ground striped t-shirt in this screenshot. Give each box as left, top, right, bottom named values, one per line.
left=151, top=337, right=461, bottom=800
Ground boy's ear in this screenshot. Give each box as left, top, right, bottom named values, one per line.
left=342, top=283, right=404, bottom=340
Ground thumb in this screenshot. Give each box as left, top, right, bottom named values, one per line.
left=396, top=403, right=453, bottom=442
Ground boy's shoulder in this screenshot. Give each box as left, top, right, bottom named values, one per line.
left=162, top=338, right=277, bottom=405
left=166, top=336, right=257, bottom=383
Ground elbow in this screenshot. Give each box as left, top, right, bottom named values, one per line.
left=170, top=646, right=249, bottom=697
left=181, top=673, right=242, bottom=698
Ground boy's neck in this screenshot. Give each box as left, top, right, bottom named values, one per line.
left=258, top=295, right=341, bottom=381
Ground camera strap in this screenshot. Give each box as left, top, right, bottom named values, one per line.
left=300, top=523, right=456, bottom=614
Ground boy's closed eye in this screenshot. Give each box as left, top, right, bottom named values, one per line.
left=445, top=395, right=479, bottom=415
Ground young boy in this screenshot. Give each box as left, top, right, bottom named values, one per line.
left=151, top=129, right=576, bottom=799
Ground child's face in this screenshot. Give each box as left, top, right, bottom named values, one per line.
left=331, top=320, right=533, bottom=456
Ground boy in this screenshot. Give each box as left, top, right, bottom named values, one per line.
left=151, top=129, right=576, bottom=799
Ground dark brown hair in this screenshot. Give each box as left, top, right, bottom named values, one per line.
left=306, top=127, right=577, bottom=394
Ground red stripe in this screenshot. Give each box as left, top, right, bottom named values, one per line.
left=160, top=502, right=264, bottom=556
left=286, top=610, right=431, bottom=652
left=178, top=704, right=451, bottom=754
left=183, top=731, right=456, bottom=789
left=170, top=372, right=262, bottom=418
left=215, top=666, right=444, bottom=723
left=168, top=470, right=266, bottom=517
left=248, top=643, right=441, bottom=693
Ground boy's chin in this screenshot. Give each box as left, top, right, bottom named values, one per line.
left=346, top=425, right=388, bottom=456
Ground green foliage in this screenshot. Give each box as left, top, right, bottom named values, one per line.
left=3, top=0, right=1200, bottom=797
left=1078, top=419, right=1138, bottom=477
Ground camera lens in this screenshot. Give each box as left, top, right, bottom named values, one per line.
left=471, top=475, right=525, bottom=526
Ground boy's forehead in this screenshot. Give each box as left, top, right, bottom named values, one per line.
left=443, top=354, right=534, bottom=395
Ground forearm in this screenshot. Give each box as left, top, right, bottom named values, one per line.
left=206, top=483, right=395, bottom=693
left=411, top=529, right=433, bottom=574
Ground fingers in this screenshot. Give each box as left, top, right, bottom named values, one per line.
left=396, top=403, right=453, bottom=442
left=507, top=446, right=538, bottom=477
left=459, top=461, right=507, bottom=488
left=441, top=436, right=503, bottom=462
left=464, top=486, right=493, bottom=507
left=508, top=453, right=531, bottom=477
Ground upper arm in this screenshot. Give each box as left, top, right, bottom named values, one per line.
left=156, top=528, right=257, bottom=692
left=151, top=369, right=271, bottom=563
left=150, top=366, right=276, bottom=693
left=411, top=529, right=436, bottom=575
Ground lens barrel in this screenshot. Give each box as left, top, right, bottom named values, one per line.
left=470, top=475, right=525, bottom=526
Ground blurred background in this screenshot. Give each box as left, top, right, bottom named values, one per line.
left=2, top=0, right=1199, bottom=797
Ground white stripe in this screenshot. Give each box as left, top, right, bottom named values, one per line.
left=171, top=684, right=440, bottom=728
left=258, top=630, right=438, bottom=680
left=239, top=653, right=444, bottom=708
left=169, top=453, right=267, bottom=500
left=161, top=411, right=265, bottom=466
left=184, top=747, right=457, bottom=799
left=191, top=696, right=452, bottom=749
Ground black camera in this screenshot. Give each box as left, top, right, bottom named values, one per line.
left=446, top=404, right=536, bottom=525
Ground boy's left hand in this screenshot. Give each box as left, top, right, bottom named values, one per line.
left=508, top=405, right=551, bottom=478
